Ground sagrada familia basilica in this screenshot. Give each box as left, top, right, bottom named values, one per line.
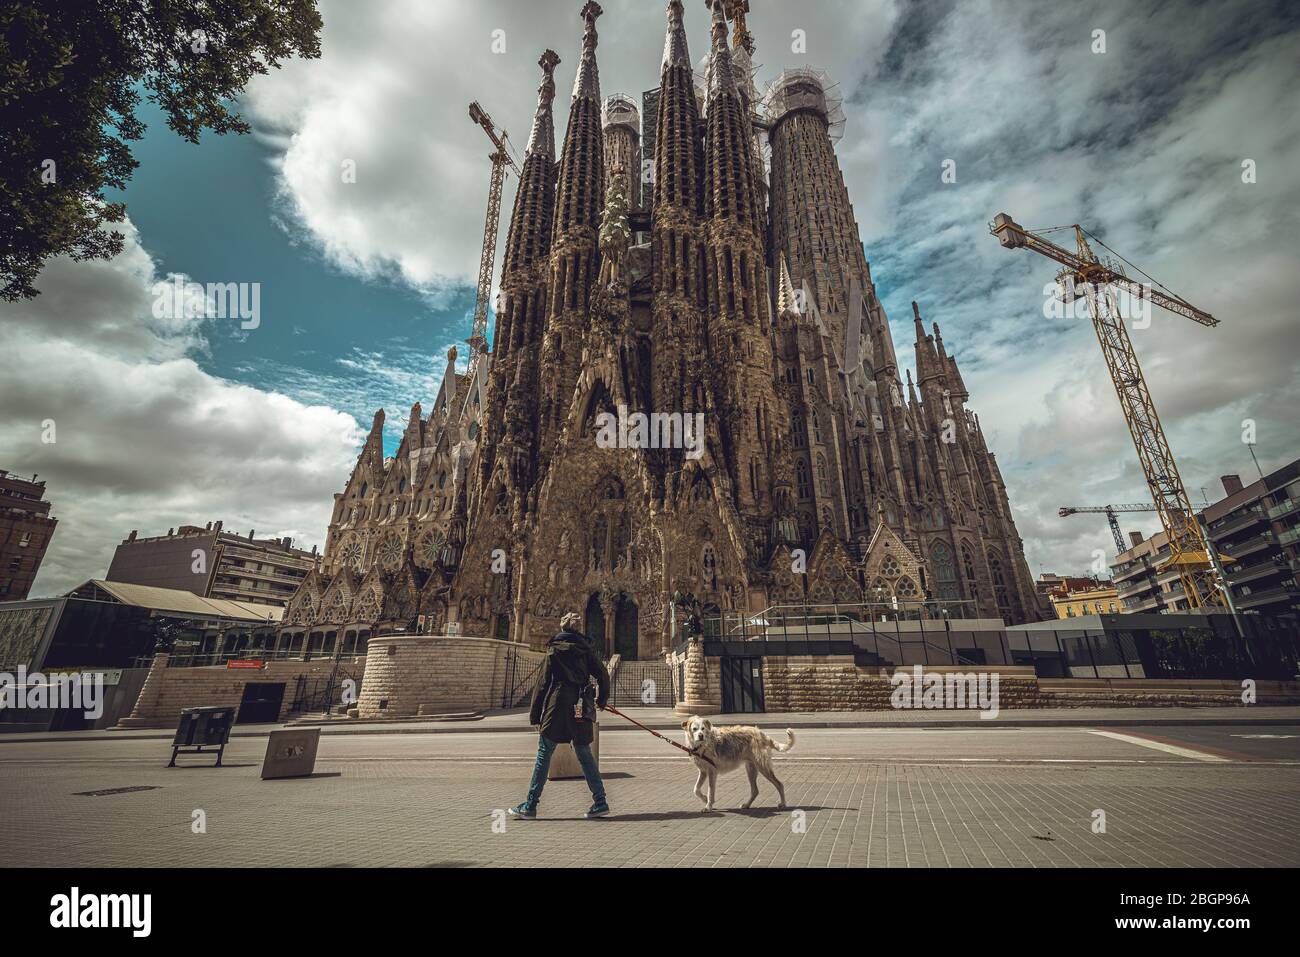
left=278, top=0, right=1043, bottom=661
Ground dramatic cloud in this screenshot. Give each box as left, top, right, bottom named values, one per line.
left=242, top=0, right=901, bottom=295
left=240, top=0, right=1299, bottom=577
left=7, top=0, right=1296, bottom=599
left=0, top=222, right=364, bottom=596
left=857, top=0, right=1300, bottom=574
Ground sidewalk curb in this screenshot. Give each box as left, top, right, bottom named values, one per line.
left=3, top=712, right=1298, bottom=744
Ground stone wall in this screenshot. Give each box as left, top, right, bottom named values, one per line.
left=356, top=634, right=545, bottom=718
left=671, top=653, right=1300, bottom=714
left=762, top=661, right=1044, bottom=712
left=1038, top=677, right=1300, bottom=708
left=115, top=654, right=365, bottom=729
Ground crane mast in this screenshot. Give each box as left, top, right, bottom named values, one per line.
left=466, top=101, right=520, bottom=405
left=992, top=213, right=1222, bottom=609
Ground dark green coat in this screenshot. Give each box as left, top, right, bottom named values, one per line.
left=529, top=629, right=610, bottom=745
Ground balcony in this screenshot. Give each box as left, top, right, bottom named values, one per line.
left=1209, top=507, right=1267, bottom=537
left=1278, top=526, right=1300, bottom=547
left=1229, top=533, right=1276, bottom=559
left=1237, top=584, right=1300, bottom=611
left=1122, top=594, right=1164, bottom=613
left=1116, top=579, right=1158, bottom=601
left=1111, top=561, right=1152, bottom=585
left=1227, top=561, right=1286, bottom=587
left=1267, top=497, right=1300, bottom=520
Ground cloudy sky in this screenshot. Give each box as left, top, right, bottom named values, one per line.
left=4, top=0, right=1299, bottom=597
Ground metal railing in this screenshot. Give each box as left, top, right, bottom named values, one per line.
left=132, top=646, right=362, bottom=669
left=696, top=602, right=1300, bottom=681
left=501, top=646, right=545, bottom=709
left=701, top=602, right=988, bottom=668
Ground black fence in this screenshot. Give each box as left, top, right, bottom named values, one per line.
left=698, top=605, right=1300, bottom=681
left=131, top=647, right=365, bottom=669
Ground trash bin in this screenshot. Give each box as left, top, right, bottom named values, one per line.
left=168, top=705, right=236, bottom=767
left=547, top=717, right=599, bottom=780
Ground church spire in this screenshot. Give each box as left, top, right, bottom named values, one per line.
left=912, top=300, right=941, bottom=387
left=503, top=51, right=560, bottom=284
left=703, top=0, right=759, bottom=232
left=662, top=0, right=689, bottom=70
left=653, top=0, right=704, bottom=216
left=525, top=49, right=560, bottom=160
left=537, top=1, right=607, bottom=470
left=705, top=0, right=739, bottom=97
left=572, top=1, right=602, bottom=102
left=553, top=3, right=605, bottom=236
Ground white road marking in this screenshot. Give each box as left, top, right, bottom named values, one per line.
left=1088, top=730, right=1231, bottom=762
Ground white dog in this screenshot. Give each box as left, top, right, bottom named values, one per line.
left=681, top=715, right=795, bottom=811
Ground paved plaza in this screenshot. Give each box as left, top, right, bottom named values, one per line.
left=3, top=713, right=1300, bottom=868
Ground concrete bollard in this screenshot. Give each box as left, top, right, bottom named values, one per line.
left=547, top=717, right=599, bottom=780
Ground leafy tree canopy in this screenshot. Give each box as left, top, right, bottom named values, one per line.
left=0, top=0, right=322, bottom=301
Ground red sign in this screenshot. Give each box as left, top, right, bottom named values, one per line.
left=227, top=659, right=266, bottom=670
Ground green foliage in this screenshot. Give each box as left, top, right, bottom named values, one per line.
left=0, top=0, right=322, bottom=301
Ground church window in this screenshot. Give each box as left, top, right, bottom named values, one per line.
left=960, top=542, right=980, bottom=597
left=795, top=459, right=811, bottom=500
left=988, top=551, right=1012, bottom=616
left=930, top=541, right=961, bottom=602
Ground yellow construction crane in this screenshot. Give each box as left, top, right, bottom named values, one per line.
left=467, top=101, right=520, bottom=373
left=991, top=213, right=1222, bottom=609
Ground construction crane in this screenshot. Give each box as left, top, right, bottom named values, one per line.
left=991, top=213, right=1223, bottom=609
left=1059, top=503, right=1159, bottom=554
left=1060, top=498, right=1214, bottom=555
left=466, top=101, right=520, bottom=389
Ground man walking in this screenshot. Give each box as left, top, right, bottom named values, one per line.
left=509, top=612, right=611, bottom=819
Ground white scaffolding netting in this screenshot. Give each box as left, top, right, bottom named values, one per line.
left=762, top=67, right=845, bottom=142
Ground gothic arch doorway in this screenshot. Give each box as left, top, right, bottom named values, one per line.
left=614, top=593, right=638, bottom=661
left=585, top=593, right=606, bottom=656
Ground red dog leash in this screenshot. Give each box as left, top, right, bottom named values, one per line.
left=603, top=705, right=716, bottom=767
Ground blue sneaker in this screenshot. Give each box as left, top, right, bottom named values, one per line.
left=584, top=800, right=610, bottom=819
left=508, top=803, right=537, bottom=820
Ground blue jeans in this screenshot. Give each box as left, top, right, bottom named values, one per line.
left=524, top=734, right=605, bottom=810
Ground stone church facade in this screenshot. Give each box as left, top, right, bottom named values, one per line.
left=277, top=0, right=1042, bottom=662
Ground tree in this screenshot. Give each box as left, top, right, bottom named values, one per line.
left=0, top=0, right=322, bottom=301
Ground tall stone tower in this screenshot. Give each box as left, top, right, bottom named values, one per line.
left=472, top=48, right=560, bottom=527
left=699, top=0, right=794, bottom=558
left=537, top=1, right=606, bottom=471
